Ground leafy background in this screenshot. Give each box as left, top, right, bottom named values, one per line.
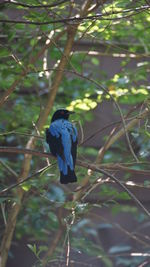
left=0, top=0, right=150, bottom=266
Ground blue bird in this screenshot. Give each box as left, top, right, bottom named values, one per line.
left=46, top=109, right=78, bottom=184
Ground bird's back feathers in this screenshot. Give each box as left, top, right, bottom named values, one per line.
left=46, top=118, right=77, bottom=184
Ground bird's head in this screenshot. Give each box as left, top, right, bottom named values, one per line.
left=51, top=109, right=75, bottom=122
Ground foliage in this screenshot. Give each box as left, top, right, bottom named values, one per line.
left=0, top=1, right=150, bottom=267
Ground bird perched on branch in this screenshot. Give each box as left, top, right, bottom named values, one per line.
left=46, top=109, right=78, bottom=184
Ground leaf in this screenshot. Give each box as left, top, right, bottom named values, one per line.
left=21, top=183, right=31, bottom=192
left=30, top=38, right=37, bottom=47
left=145, top=131, right=150, bottom=138
left=101, top=256, right=113, bottom=267
left=91, top=57, right=99, bottom=65
left=0, top=47, right=10, bottom=57
left=27, top=244, right=37, bottom=256
left=116, top=192, right=131, bottom=200
left=38, top=245, right=48, bottom=255
left=64, top=201, right=76, bottom=210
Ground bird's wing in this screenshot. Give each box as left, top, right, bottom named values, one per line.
left=72, top=125, right=78, bottom=166
left=46, top=120, right=78, bottom=175
left=62, top=121, right=78, bottom=167
left=71, top=123, right=78, bottom=143
left=60, top=121, right=73, bottom=167
left=46, top=122, right=64, bottom=158
left=64, top=121, right=78, bottom=166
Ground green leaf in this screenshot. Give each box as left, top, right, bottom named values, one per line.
left=27, top=244, right=37, bottom=256
left=91, top=57, right=99, bottom=65
left=116, top=192, right=131, bottom=200
left=0, top=47, right=10, bottom=57
left=21, top=183, right=31, bottom=192
left=145, top=131, right=150, bottom=138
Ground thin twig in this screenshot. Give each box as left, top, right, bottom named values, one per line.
left=0, top=0, right=69, bottom=8
left=0, top=130, right=44, bottom=139
left=77, top=160, right=150, bottom=217
left=0, top=147, right=150, bottom=217
left=0, top=5, right=150, bottom=25
left=0, top=165, right=50, bottom=195
left=28, top=66, right=147, bottom=161
left=0, top=31, right=65, bottom=108
left=90, top=212, right=150, bottom=247
left=1, top=203, right=7, bottom=226
left=42, top=208, right=64, bottom=267
left=0, top=159, right=18, bottom=178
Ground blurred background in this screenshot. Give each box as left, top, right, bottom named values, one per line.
left=0, top=0, right=150, bottom=266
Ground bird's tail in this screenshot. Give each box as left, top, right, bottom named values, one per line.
left=60, top=168, right=77, bottom=184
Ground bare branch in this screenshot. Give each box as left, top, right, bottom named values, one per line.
left=0, top=0, right=69, bottom=8
left=77, top=160, right=150, bottom=217
left=0, top=5, right=149, bottom=25
left=0, top=146, right=150, bottom=217
left=0, top=165, right=50, bottom=195
left=1, top=204, right=7, bottom=226
left=0, top=130, right=44, bottom=139
left=90, top=212, right=150, bottom=247
left=98, top=108, right=149, bottom=162
left=0, top=159, right=18, bottom=178
left=25, top=65, right=148, bottom=162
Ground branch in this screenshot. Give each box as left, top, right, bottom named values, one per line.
left=77, top=160, right=150, bottom=217
left=1, top=146, right=150, bottom=173
left=98, top=107, right=149, bottom=162
left=0, top=130, right=44, bottom=139
left=0, top=29, right=66, bottom=267
left=0, top=165, right=50, bottom=195
left=0, top=146, right=52, bottom=160
left=41, top=209, right=64, bottom=267
left=0, top=159, right=18, bottom=178
left=0, top=30, right=65, bottom=108
left=0, top=2, right=97, bottom=266
left=103, top=108, right=149, bottom=151
left=99, top=164, right=150, bottom=176
left=0, top=146, right=150, bottom=217
left=0, top=6, right=149, bottom=25
left=26, top=65, right=146, bottom=161
left=0, top=0, right=69, bottom=8
left=90, top=212, right=149, bottom=247
left=71, top=106, right=149, bottom=211
left=1, top=54, right=147, bottom=162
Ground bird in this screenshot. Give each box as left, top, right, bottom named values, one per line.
left=46, top=109, right=78, bottom=184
